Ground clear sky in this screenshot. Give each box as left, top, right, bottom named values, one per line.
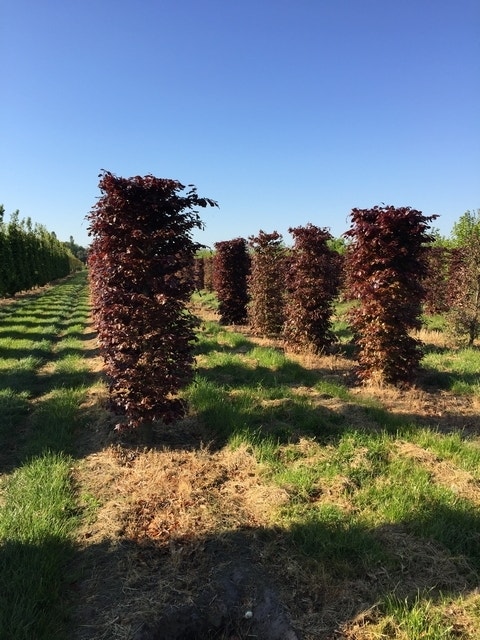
left=1, top=0, right=479, bottom=249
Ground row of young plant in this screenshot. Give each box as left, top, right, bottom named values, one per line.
left=207, top=212, right=477, bottom=367
left=0, top=206, right=84, bottom=298
left=87, top=171, right=479, bottom=432
left=204, top=210, right=432, bottom=388
left=195, top=209, right=480, bottom=353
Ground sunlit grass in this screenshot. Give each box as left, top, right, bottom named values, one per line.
left=422, top=346, right=480, bottom=394
left=191, top=289, right=219, bottom=311
left=0, top=453, right=78, bottom=639
left=0, top=271, right=95, bottom=640
left=186, top=304, right=480, bottom=635
left=379, top=592, right=457, bottom=640
left=410, top=429, right=480, bottom=478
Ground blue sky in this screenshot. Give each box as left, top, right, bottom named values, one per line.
left=1, top=0, right=479, bottom=249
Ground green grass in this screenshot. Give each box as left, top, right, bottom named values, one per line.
left=187, top=301, right=480, bottom=636
left=422, top=345, right=480, bottom=394
left=422, top=313, right=448, bottom=333
left=191, top=289, right=219, bottom=311
left=2, top=283, right=479, bottom=638
left=410, top=429, right=480, bottom=478
left=381, top=591, right=458, bottom=639
left=0, top=271, right=95, bottom=640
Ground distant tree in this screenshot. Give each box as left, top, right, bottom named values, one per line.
left=213, top=238, right=250, bottom=324
left=7, top=211, right=30, bottom=293
left=344, top=205, right=437, bottom=385
left=283, top=224, right=341, bottom=353
left=447, top=209, right=480, bottom=345
left=0, top=206, right=14, bottom=296
left=247, top=230, right=287, bottom=337
left=327, top=236, right=348, bottom=255
left=63, top=236, right=88, bottom=263
left=0, top=208, right=80, bottom=296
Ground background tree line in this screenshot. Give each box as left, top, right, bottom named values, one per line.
left=0, top=205, right=85, bottom=298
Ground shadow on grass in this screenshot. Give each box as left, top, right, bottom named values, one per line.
left=190, top=344, right=480, bottom=451
left=66, top=498, right=480, bottom=640
left=0, top=536, right=76, bottom=640
left=419, top=352, right=480, bottom=393
left=0, top=375, right=102, bottom=473
left=185, top=373, right=346, bottom=452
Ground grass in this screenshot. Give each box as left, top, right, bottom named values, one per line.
left=1, top=285, right=479, bottom=639
left=0, top=454, right=77, bottom=638
left=180, top=297, right=480, bottom=637
left=0, top=271, right=96, bottom=640
left=380, top=591, right=457, bottom=639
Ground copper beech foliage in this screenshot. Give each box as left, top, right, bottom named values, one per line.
left=422, top=246, right=452, bottom=315
left=344, top=205, right=437, bottom=385
left=283, top=224, right=341, bottom=353
left=247, top=230, right=287, bottom=337
left=448, top=248, right=480, bottom=345
left=88, top=171, right=217, bottom=428
left=213, top=238, right=250, bottom=324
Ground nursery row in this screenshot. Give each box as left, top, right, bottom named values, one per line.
left=0, top=206, right=84, bottom=298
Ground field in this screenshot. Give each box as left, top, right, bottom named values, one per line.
left=1, top=274, right=479, bottom=639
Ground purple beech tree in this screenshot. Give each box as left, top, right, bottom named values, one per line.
left=213, top=238, right=250, bottom=324
left=344, top=205, right=437, bottom=385
left=283, top=224, right=341, bottom=353
left=88, top=171, right=217, bottom=430
left=247, top=230, right=287, bottom=337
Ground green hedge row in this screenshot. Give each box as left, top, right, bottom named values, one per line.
left=0, top=207, right=84, bottom=297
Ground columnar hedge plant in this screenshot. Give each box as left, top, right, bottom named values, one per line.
left=247, top=230, right=287, bottom=336
left=88, top=171, right=217, bottom=429
left=422, top=245, right=451, bottom=315
left=344, top=205, right=436, bottom=385
left=213, top=237, right=250, bottom=324
left=283, top=224, right=341, bottom=353
left=447, top=209, right=480, bottom=345
left=193, top=255, right=205, bottom=290
left=202, top=252, right=215, bottom=292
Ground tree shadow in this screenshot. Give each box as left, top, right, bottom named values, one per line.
left=2, top=448, right=478, bottom=638
left=2, top=309, right=479, bottom=636
left=0, top=366, right=104, bottom=474
left=0, top=536, right=76, bottom=639
left=64, top=497, right=480, bottom=639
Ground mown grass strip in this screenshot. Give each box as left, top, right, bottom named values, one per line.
left=0, top=272, right=93, bottom=640
left=0, top=454, right=77, bottom=638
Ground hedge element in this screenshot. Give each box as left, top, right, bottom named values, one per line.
left=344, top=205, right=436, bottom=385
left=247, top=230, right=287, bottom=337
left=203, top=253, right=215, bottom=292
left=213, top=238, right=250, bottom=324
left=447, top=209, right=480, bottom=345
left=283, top=224, right=341, bottom=353
left=422, top=245, right=451, bottom=315
left=88, top=171, right=217, bottom=428
left=0, top=207, right=81, bottom=297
